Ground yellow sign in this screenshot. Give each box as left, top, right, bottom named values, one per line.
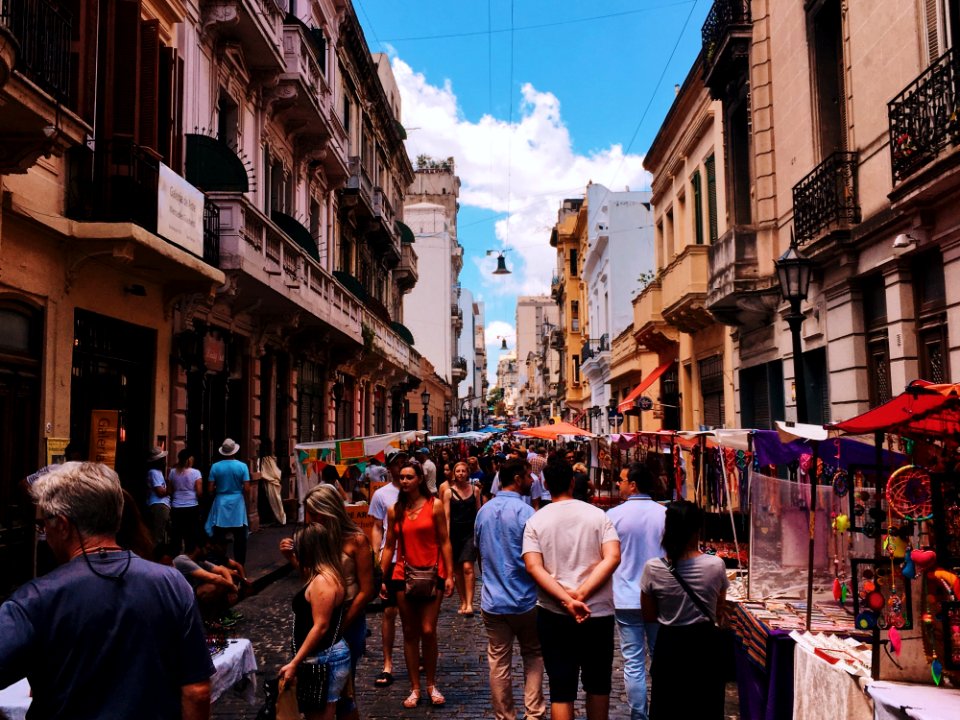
left=46, top=437, right=71, bottom=466
left=90, top=410, right=120, bottom=468
left=346, top=504, right=376, bottom=545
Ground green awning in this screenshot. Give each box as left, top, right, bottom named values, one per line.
left=391, top=321, right=415, bottom=346
left=396, top=221, right=415, bottom=244
left=395, top=119, right=408, bottom=140
left=185, top=134, right=249, bottom=193
left=272, top=211, right=319, bottom=261
left=333, top=271, right=368, bottom=303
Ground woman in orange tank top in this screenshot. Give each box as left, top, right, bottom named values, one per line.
left=379, top=460, right=454, bottom=709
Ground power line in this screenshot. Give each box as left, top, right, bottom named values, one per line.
left=380, top=1, right=697, bottom=42
left=355, top=0, right=384, bottom=51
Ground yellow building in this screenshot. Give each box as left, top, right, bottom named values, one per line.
left=639, top=53, right=735, bottom=430
left=549, top=198, right=586, bottom=422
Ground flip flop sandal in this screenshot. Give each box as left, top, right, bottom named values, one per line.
left=403, top=690, right=421, bottom=708
left=374, top=671, right=394, bottom=687
left=427, top=686, right=445, bottom=706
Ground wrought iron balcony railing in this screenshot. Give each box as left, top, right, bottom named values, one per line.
left=203, top=202, right=221, bottom=267
left=701, top=0, right=751, bottom=66
left=579, top=334, right=610, bottom=364
left=888, top=46, right=960, bottom=184
left=0, top=0, right=72, bottom=102
left=792, top=151, right=860, bottom=245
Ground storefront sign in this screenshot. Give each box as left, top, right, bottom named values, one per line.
left=203, top=333, right=225, bottom=373
left=157, top=163, right=204, bottom=257
left=346, top=504, right=375, bottom=545
left=337, top=440, right=366, bottom=463
left=46, top=437, right=71, bottom=466
left=90, top=410, right=120, bottom=468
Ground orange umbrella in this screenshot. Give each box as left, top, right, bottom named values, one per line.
left=518, top=421, right=597, bottom=439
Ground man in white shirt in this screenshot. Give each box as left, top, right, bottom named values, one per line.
left=416, top=447, right=438, bottom=494
left=606, top=462, right=666, bottom=720
left=522, top=459, right=620, bottom=720
left=367, top=448, right=406, bottom=687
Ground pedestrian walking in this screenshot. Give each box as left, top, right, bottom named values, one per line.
left=522, top=458, right=620, bottom=720
left=259, top=439, right=287, bottom=526
left=205, top=438, right=252, bottom=565
left=606, top=462, right=666, bottom=720
left=415, top=447, right=438, bottom=494
left=145, top=446, right=170, bottom=550
left=0, top=461, right=214, bottom=718
left=379, top=460, right=454, bottom=708
left=442, top=460, right=479, bottom=615
left=474, top=458, right=545, bottom=720
left=282, top=484, right=375, bottom=720
left=168, top=448, right=203, bottom=555
left=368, top=448, right=407, bottom=688
left=640, top=500, right=729, bottom=719
left=280, top=523, right=352, bottom=720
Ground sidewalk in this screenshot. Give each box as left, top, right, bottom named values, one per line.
left=242, top=521, right=295, bottom=592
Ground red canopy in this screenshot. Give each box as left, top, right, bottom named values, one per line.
left=829, top=381, right=960, bottom=437
left=618, top=358, right=676, bottom=412
left=518, top=421, right=597, bottom=439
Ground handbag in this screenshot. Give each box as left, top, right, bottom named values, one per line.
left=293, top=601, right=346, bottom=709
left=660, top=558, right=737, bottom=682
left=399, top=500, right=440, bottom=599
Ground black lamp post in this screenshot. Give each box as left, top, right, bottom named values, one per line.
left=420, top=389, right=431, bottom=431
left=443, top=399, right=451, bottom=434
left=774, top=243, right=814, bottom=424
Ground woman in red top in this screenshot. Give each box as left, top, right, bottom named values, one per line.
left=379, top=461, right=454, bottom=708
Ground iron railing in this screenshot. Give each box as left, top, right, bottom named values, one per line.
left=580, top=334, right=610, bottom=363
left=0, top=0, right=72, bottom=102
left=888, top=46, right=960, bottom=184
left=701, top=0, right=751, bottom=65
left=203, top=201, right=221, bottom=267
left=792, top=151, right=860, bottom=245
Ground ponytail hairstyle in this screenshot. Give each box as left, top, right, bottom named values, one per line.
left=293, top=522, right=345, bottom=588
left=661, top=499, right=703, bottom=567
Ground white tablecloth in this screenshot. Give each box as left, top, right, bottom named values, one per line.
left=867, top=680, right=960, bottom=720
left=792, top=644, right=873, bottom=720
left=0, top=637, right=257, bottom=718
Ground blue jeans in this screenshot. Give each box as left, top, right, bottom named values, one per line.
left=615, top=609, right=658, bottom=720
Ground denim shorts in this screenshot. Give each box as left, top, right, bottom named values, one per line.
left=300, top=638, right=352, bottom=706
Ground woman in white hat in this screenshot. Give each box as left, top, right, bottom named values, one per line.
left=145, top=446, right=169, bottom=550
left=204, top=438, right=251, bottom=565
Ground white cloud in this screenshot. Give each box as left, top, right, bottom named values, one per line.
left=392, top=57, right=652, bottom=297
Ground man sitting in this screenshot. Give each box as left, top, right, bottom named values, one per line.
left=173, top=542, right=242, bottom=623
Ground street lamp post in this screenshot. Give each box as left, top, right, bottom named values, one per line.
left=421, top=389, right=431, bottom=432
left=775, top=239, right=816, bottom=631
left=444, top=399, right=451, bottom=434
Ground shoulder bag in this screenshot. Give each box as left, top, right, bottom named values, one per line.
left=400, top=499, right=440, bottom=599
left=661, top=558, right=737, bottom=681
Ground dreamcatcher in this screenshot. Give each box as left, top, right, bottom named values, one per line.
left=886, top=464, right=934, bottom=522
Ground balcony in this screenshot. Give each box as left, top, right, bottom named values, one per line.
left=395, top=241, right=418, bottom=293
left=209, top=190, right=420, bottom=377
left=451, top=356, right=468, bottom=382
left=200, top=0, right=286, bottom=72
left=580, top=335, right=610, bottom=373
left=550, top=271, right=565, bottom=301
left=633, top=281, right=675, bottom=353
left=660, top=244, right=712, bottom=333
left=451, top=304, right=464, bottom=330
left=550, top=327, right=565, bottom=350
left=276, top=22, right=333, bottom=136
left=371, top=188, right=402, bottom=264
left=0, top=0, right=88, bottom=173
left=345, top=156, right=374, bottom=211
left=888, top=46, right=960, bottom=187
left=792, top=151, right=860, bottom=247
left=701, top=0, right=752, bottom=99
left=706, top=226, right=778, bottom=326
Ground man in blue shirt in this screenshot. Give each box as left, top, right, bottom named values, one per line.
left=474, top=459, right=545, bottom=720
left=606, top=462, right=666, bottom=720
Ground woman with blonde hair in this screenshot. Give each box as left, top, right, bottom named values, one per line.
left=282, top=484, right=374, bottom=720
left=280, top=523, right=351, bottom=720
left=441, top=461, right=480, bottom=615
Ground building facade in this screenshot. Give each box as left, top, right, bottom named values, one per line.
left=550, top=198, right=586, bottom=421
left=0, top=0, right=421, bottom=592
left=515, top=296, right=560, bottom=422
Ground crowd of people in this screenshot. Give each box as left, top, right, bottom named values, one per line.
left=0, top=436, right=731, bottom=720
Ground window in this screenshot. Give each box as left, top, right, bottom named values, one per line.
left=691, top=170, right=704, bottom=245
left=298, top=361, right=326, bottom=442
left=570, top=300, right=580, bottom=333
left=218, top=91, right=239, bottom=152
left=924, top=0, right=960, bottom=64
left=705, top=154, right=718, bottom=242
left=740, top=361, right=785, bottom=430
left=572, top=356, right=580, bottom=384
left=342, top=94, right=351, bottom=132
left=569, top=248, right=578, bottom=277
left=726, top=94, right=753, bottom=225
left=810, top=0, right=847, bottom=158
left=914, top=253, right=949, bottom=383
left=699, top=355, right=724, bottom=428
left=862, top=274, right=891, bottom=407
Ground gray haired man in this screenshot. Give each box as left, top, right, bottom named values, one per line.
left=0, top=462, right=214, bottom=719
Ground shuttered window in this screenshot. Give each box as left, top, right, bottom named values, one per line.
left=99, top=0, right=142, bottom=139
left=699, top=355, right=724, bottom=428
left=691, top=170, right=704, bottom=245
left=705, top=154, right=718, bottom=242
left=139, top=20, right=160, bottom=151
left=158, top=47, right=185, bottom=169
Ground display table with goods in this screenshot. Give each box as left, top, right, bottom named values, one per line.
left=0, top=638, right=257, bottom=717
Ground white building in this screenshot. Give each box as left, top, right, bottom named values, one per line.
left=515, top=296, right=559, bottom=422
left=581, top=183, right=655, bottom=433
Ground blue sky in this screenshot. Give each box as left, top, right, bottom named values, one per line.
left=356, top=0, right=710, bottom=381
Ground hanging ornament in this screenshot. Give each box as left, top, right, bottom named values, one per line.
left=886, top=465, right=934, bottom=522
left=856, top=611, right=878, bottom=630
left=932, top=657, right=943, bottom=686
left=889, top=626, right=902, bottom=656
left=833, top=514, right=850, bottom=533
left=832, top=469, right=850, bottom=496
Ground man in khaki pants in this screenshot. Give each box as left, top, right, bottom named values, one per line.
left=474, top=458, right=545, bottom=720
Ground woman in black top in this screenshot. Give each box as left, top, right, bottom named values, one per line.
left=441, top=461, right=480, bottom=615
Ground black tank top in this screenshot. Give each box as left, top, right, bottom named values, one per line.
left=292, top=581, right=345, bottom=652
left=449, top=486, right=478, bottom=527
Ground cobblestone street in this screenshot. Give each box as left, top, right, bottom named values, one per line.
left=212, top=571, right=739, bottom=719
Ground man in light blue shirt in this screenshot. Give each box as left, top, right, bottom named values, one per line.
left=606, top=462, right=666, bottom=720
left=475, top=459, right=545, bottom=720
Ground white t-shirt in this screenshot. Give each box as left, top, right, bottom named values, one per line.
left=421, top=458, right=438, bottom=493
left=368, top=482, right=400, bottom=560
left=640, top=553, right=729, bottom=625
left=522, top=499, right=620, bottom=616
